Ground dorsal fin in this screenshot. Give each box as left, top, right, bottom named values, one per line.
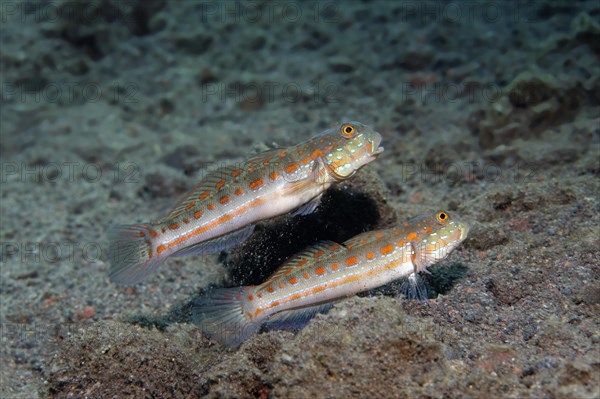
left=160, top=148, right=287, bottom=222
left=245, top=147, right=286, bottom=168
left=158, top=165, right=245, bottom=222
left=342, top=229, right=390, bottom=249
left=266, top=240, right=345, bottom=282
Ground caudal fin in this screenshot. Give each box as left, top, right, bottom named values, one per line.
left=191, top=287, right=261, bottom=347
left=108, top=223, right=162, bottom=284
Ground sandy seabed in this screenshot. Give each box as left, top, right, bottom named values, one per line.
left=1, top=1, right=598, bottom=398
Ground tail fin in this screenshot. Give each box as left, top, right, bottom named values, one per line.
left=108, top=223, right=162, bottom=285
left=191, top=287, right=261, bottom=347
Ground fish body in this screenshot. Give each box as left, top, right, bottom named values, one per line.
left=109, top=122, right=384, bottom=284
left=192, top=211, right=469, bottom=346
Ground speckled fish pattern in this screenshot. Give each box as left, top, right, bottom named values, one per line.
left=108, top=122, right=384, bottom=284
left=192, top=211, right=469, bottom=347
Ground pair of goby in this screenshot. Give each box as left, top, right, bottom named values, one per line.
left=108, top=121, right=469, bottom=346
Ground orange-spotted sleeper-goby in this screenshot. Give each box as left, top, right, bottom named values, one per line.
left=108, top=122, right=384, bottom=284
left=192, top=211, right=469, bottom=347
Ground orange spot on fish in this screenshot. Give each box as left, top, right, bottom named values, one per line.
left=231, top=169, right=243, bottom=177
left=278, top=150, right=286, bottom=157
left=249, top=179, right=264, bottom=190
left=346, top=257, right=359, bottom=267
left=329, top=244, right=340, bottom=250
left=148, top=248, right=152, bottom=259
left=289, top=277, right=298, bottom=285
left=310, top=285, right=327, bottom=294
left=279, top=283, right=285, bottom=289
left=199, top=190, right=210, bottom=200
left=157, top=244, right=166, bottom=254
left=323, top=145, right=333, bottom=151
left=215, top=179, right=226, bottom=190
left=313, top=250, right=325, bottom=258
left=235, top=188, right=243, bottom=196
left=255, top=308, right=263, bottom=317
left=207, top=204, right=215, bottom=210
left=289, top=293, right=301, bottom=301
left=263, top=160, right=270, bottom=166
left=375, top=232, right=384, bottom=239
left=159, top=197, right=269, bottom=253
left=169, top=223, right=179, bottom=230
left=185, top=201, right=196, bottom=211
left=284, top=268, right=292, bottom=275
left=257, top=293, right=263, bottom=298
left=331, top=264, right=339, bottom=271
left=247, top=294, right=254, bottom=301
left=298, top=149, right=304, bottom=155
left=297, top=259, right=308, bottom=267
left=183, top=218, right=190, bottom=224
left=285, top=163, right=299, bottom=174
left=407, top=232, right=418, bottom=241
left=381, top=244, right=394, bottom=255
left=303, top=272, right=310, bottom=279
left=311, top=149, right=323, bottom=159
left=149, top=230, right=158, bottom=238
left=194, top=210, right=203, bottom=219
left=396, top=239, right=405, bottom=247
left=269, top=172, right=278, bottom=180
left=219, top=196, right=229, bottom=204
left=315, top=267, right=325, bottom=275
left=301, top=156, right=311, bottom=165
left=161, top=227, right=166, bottom=233
left=366, top=252, right=375, bottom=260
left=267, top=286, right=274, bottom=293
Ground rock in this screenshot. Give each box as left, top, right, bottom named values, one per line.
left=327, top=56, right=355, bottom=73
left=140, top=171, right=189, bottom=199
left=46, top=322, right=215, bottom=398
left=479, top=121, right=528, bottom=150
left=398, top=50, right=434, bottom=71
left=507, top=72, right=558, bottom=108
left=571, top=12, right=600, bottom=51
left=465, top=225, right=509, bottom=251
left=174, top=33, right=214, bottom=55
left=161, top=146, right=199, bottom=172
